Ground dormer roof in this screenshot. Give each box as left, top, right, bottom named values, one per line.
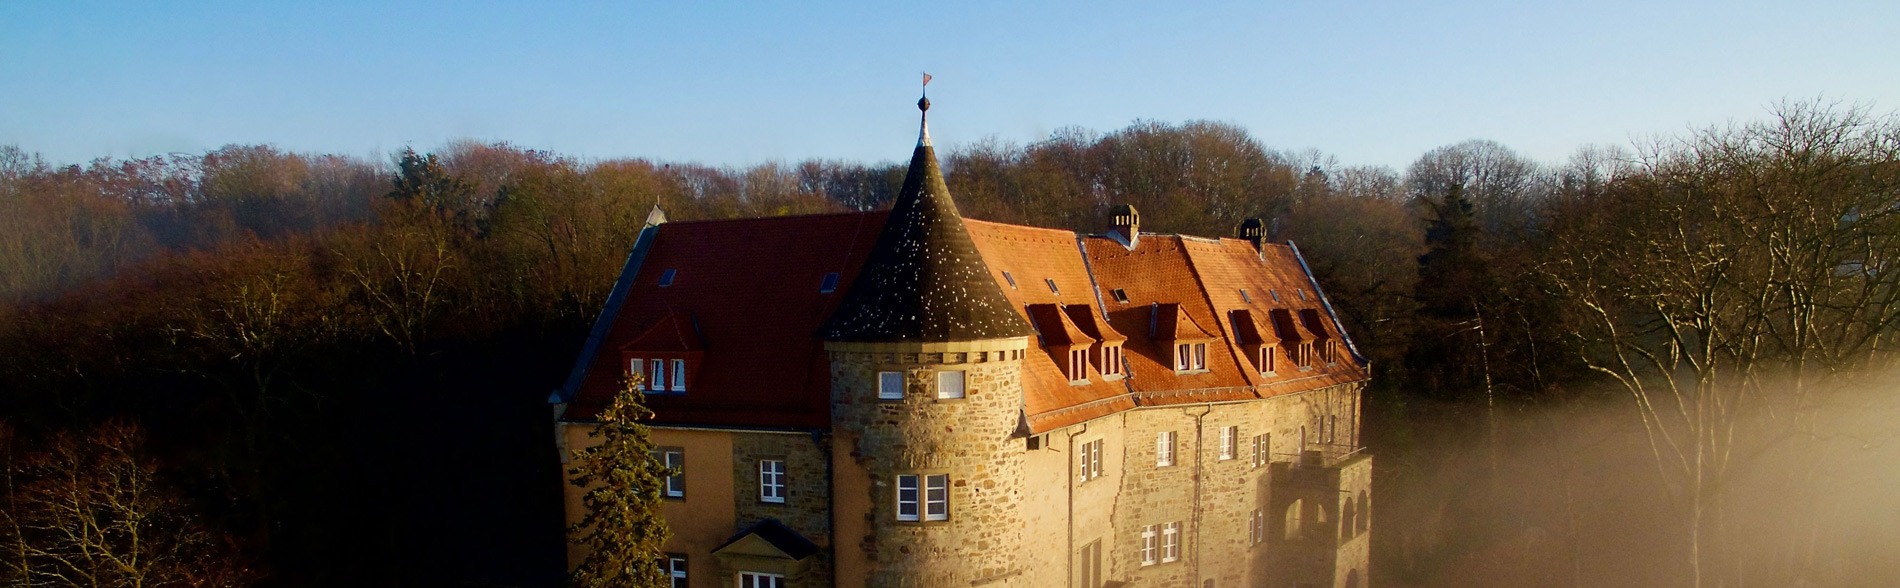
left=1025, top=303, right=1097, bottom=348
left=1151, top=302, right=1217, bottom=342
left=1063, top=305, right=1128, bottom=344
left=618, top=309, right=704, bottom=353
left=1229, top=309, right=1280, bottom=347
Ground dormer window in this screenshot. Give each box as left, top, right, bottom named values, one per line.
left=629, top=357, right=690, bottom=393
left=650, top=359, right=666, bottom=391
left=1174, top=342, right=1207, bottom=372
left=658, top=269, right=677, bottom=287
left=1099, top=344, right=1125, bottom=378
left=819, top=272, right=840, bottom=293
left=1258, top=346, right=1276, bottom=374
left=1067, top=348, right=1089, bottom=383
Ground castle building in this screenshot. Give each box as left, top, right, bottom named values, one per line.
left=553, top=96, right=1372, bottom=588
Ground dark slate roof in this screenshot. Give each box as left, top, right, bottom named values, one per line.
left=818, top=115, right=1033, bottom=342
left=718, top=518, right=820, bottom=560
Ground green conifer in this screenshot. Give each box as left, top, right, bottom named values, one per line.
left=568, top=374, right=674, bottom=588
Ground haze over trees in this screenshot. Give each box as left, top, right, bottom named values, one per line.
left=0, top=101, right=1895, bottom=587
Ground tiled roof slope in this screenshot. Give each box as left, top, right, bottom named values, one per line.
left=562, top=218, right=1366, bottom=431
left=964, top=220, right=1137, bottom=430
left=564, top=212, right=888, bottom=427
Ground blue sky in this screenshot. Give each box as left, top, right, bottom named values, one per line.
left=3, top=0, right=1896, bottom=169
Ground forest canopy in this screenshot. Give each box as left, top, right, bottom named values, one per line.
left=1, top=101, right=1896, bottom=588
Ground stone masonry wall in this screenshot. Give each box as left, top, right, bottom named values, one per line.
left=732, top=431, right=834, bottom=586
left=829, top=343, right=1029, bottom=588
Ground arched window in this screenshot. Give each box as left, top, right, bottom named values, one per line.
left=1283, top=499, right=1303, bottom=540
left=1357, top=492, right=1371, bottom=534
left=1341, top=499, right=1357, bottom=542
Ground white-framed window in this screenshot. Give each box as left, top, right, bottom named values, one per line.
left=739, top=571, right=784, bottom=588
left=877, top=371, right=904, bottom=400
left=629, top=357, right=646, bottom=390
left=759, top=459, right=786, bottom=504
left=1173, top=343, right=1208, bottom=371
left=1140, top=524, right=1158, bottom=566
left=1156, top=431, right=1175, bottom=467
left=1260, top=346, right=1276, bottom=374
left=655, top=448, right=684, bottom=498
left=895, top=474, right=950, bottom=521
left=1252, top=434, right=1270, bottom=468
left=937, top=370, right=965, bottom=399
left=1068, top=348, right=1089, bottom=382
left=1078, top=439, right=1104, bottom=482
left=667, top=554, right=688, bottom=588
left=1161, top=522, right=1180, bottom=562
left=650, top=359, right=666, bottom=392
left=1249, top=509, right=1265, bottom=545
left=1100, top=345, right=1124, bottom=377
left=1219, top=426, right=1236, bottom=460
left=896, top=474, right=919, bottom=521
left=671, top=359, right=686, bottom=392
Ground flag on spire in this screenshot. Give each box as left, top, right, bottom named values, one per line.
left=923, top=72, right=932, bottom=87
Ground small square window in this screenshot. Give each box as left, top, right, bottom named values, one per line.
left=819, top=272, right=840, bottom=293
left=1045, top=278, right=1061, bottom=295
left=1002, top=271, right=1018, bottom=289
left=1111, top=288, right=1129, bottom=303
left=658, top=269, right=677, bottom=287
left=877, top=371, right=904, bottom=400
left=937, top=370, right=965, bottom=399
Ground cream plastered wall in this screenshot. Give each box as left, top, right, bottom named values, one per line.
left=560, top=423, right=736, bottom=583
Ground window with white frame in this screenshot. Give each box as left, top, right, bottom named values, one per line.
left=1249, top=509, right=1265, bottom=545
left=1219, top=426, right=1237, bottom=460
left=655, top=448, right=684, bottom=498
left=649, top=359, right=666, bottom=392
left=895, top=474, right=949, bottom=522
left=1078, top=439, right=1104, bottom=482
left=1067, top=348, right=1089, bottom=382
left=667, top=555, right=688, bottom=588
left=1161, top=522, right=1180, bottom=562
left=759, top=459, right=786, bottom=504
left=1174, top=343, right=1208, bottom=371
left=1140, top=524, right=1158, bottom=566
left=739, top=571, right=784, bottom=588
left=1156, top=431, right=1175, bottom=467
left=924, top=474, right=948, bottom=520
left=671, top=359, right=686, bottom=392
left=629, top=357, right=646, bottom=390
left=1100, top=345, right=1124, bottom=377
left=877, top=371, right=904, bottom=400
left=937, top=370, right=965, bottom=399
left=1260, top=346, right=1276, bottom=374
left=1252, top=434, right=1270, bottom=468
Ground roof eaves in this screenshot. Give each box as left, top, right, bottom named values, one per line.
left=554, top=223, right=662, bottom=404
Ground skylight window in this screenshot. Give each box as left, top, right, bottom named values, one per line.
left=1003, top=271, right=1018, bottom=289
left=1045, top=279, right=1060, bottom=295
left=1297, top=289, right=1307, bottom=300
left=1270, top=289, right=1280, bottom=302
left=819, top=272, right=840, bottom=293
left=1111, top=289, right=1130, bottom=304
left=658, top=269, right=677, bottom=287
left=1240, top=289, right=1252, bottom=303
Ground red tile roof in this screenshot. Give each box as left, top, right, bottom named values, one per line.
left=561, top=214, right=1367, bottom=433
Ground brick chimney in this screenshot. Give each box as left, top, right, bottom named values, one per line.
left=1110, top=204, right=1140, bottom=248
left=1238, top=218, right=1267, bottom=253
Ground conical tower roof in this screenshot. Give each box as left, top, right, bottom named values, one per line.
left=820, top=96, right=1033, bottom=342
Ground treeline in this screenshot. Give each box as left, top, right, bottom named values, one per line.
left=2, top=102, right=1897, bottom=587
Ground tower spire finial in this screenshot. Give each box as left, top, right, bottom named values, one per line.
left=917, top=72, right=933, bottom=147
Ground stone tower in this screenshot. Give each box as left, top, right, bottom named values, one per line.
left=820, top=95, right=1037, bottom=587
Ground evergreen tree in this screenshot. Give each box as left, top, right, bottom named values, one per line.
left=567, top=374, right=674, bottom=588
